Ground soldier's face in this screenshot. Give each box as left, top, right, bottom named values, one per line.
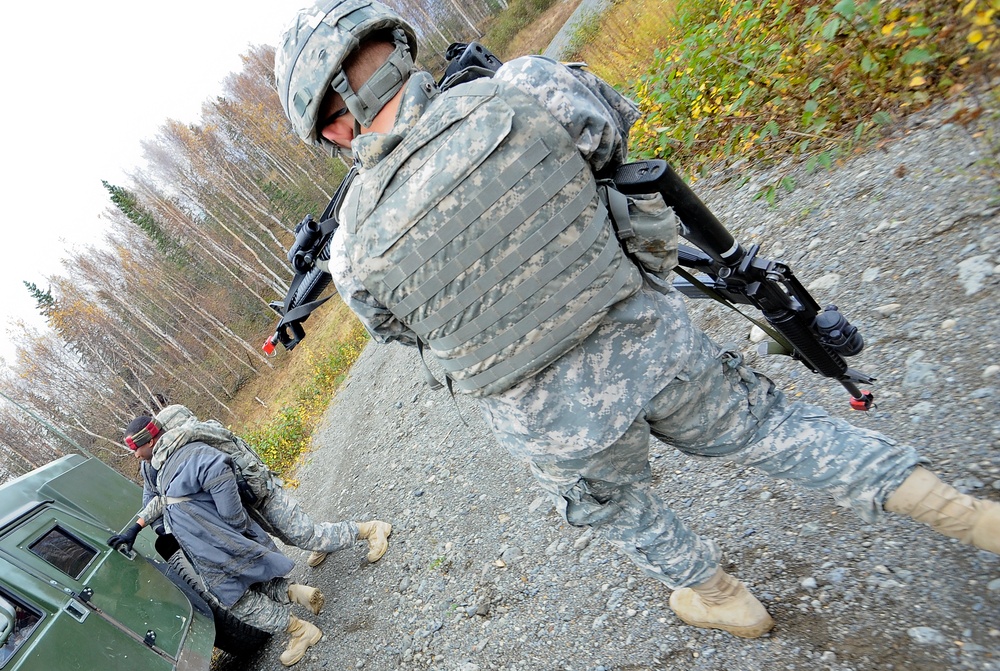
left=319, top=91, right=355, bottom=148
left=130, top=438, right=155, bottom=462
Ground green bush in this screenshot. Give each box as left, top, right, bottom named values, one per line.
left=624, top=0, right=997, bottom=195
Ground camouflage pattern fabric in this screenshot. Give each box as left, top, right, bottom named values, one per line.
left=141, top=405, right=358, bottom=555
left=253, top=487, right=359, bottom=553
left=341, top=72, right=642, bottom=396
left=228, top=577, right=292, bottom=634
left=525, top=283, right=923, bottom=588
left=332, top=55, right=924, bottom=589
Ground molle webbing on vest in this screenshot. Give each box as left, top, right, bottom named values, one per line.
left=442, top=235, right=634, bottom=393
left=381, top=137, right=552, bottom=293
left=389, top=143, right=585, bottom=318
left=416, top=176, right=609, bottom=349
left=409, top=168, right=600, bottom=338
left=351, top=79, right=642, bottom=395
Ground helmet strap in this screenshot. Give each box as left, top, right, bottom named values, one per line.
left=330, top=30, right=414, bottom=128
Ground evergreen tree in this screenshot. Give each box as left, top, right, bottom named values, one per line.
left=23, top=281, right=54, bottom=318
left=102, top=181, right=191, bottom=265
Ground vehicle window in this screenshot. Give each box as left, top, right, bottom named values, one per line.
left=28, top=526, right=97, bottom=579
left=0, top=593, right=41, bottom=667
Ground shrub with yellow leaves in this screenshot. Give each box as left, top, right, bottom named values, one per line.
left=577, top=0, right=996, bottom=199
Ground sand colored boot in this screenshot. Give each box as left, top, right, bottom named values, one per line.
left=357, top=520, right=392, bottom=562
left=279, top=615, right=323, bottom=667
left=306, top=551, right=328, bottom=568
left=669, top=568, right=775, bottom=638
left=287, top=583, right=324, bottom=615
left=885, top=467, right=1000, bottom=554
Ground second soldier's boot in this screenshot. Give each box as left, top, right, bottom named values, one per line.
left=669, top=568, right=775, bottom=638
left=885, top=466, right=1000, bottom=554
left=357, top=520, right=392, bottom=562
left=287, top=584, right=324, bottom=615
left=279, top=615, right=323, bottom=667
left=306, top=551, right=328, bottom=568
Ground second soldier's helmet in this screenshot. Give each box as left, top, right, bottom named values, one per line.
left=275, top=0, right=419, bottom=147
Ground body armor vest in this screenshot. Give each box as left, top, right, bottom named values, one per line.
left=342, top=78, right=642, bottom=396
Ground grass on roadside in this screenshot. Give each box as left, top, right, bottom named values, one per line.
left=571, top=0, right=998, bottom=199
left=479, top=0, right=564, bottom=59
left=230, top=299, right=369, bottom=478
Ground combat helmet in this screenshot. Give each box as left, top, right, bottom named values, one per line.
left=275, top=0, right=418, bottom=146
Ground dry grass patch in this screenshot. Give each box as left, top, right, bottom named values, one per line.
left=228, top=298, right=361, bottom=430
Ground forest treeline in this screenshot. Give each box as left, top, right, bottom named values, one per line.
left=0, top=0, right=509, bottom=481
left=2, top=0, right=994, bottom=481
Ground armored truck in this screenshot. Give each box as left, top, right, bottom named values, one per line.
left=0, top=454, right=265, bottom=670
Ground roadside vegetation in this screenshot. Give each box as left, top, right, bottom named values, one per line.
left=186, top=0, right=1000, bottom=479
left=568, top=0, right=998, bottom=201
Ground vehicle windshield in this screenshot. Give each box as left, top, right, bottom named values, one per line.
left=28, top=526, right=97, bottom=579
left=0, top=593, right=41, bottom=666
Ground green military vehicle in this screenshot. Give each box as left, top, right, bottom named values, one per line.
left=0, top=454, right=267, bottom=670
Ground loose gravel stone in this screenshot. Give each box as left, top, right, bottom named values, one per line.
left=216, top=96, right=1000, bottom=671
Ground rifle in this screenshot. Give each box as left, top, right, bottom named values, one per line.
left=263, top=47, right=876, bottom=412
left=263, top=166, right=355, bottom=355
left=612, top=160, right=875, bottom=411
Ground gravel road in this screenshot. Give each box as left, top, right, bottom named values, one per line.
left=222, top=95, right=1000, bottom=671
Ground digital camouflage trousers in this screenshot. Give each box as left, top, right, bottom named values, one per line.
left=251, top=487, right=359, bottom=553
left=228, top=577, right=292, bottom=634
left=530, top=313, right=923, bottom=589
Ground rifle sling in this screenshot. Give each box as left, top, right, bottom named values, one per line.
left=671, top=266, right=796, bottom=354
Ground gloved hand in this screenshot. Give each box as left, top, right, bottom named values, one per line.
left=107, top=522, right=143, bottom=552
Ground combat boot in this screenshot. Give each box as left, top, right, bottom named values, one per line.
left=279, top=615, right=322, bottom=667
left=669, top=568, right=774, bottom=638
left=885, top=467, right=1000, bottom=554
left=287, top=583, right=324, bottom=615
left=306, top=551, right=328, bottom=568
left=357, top=520, right=392, bottom=562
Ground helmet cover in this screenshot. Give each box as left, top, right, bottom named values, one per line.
left=275, top=0, right=418, bottom=145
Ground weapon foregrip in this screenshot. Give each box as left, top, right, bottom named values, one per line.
left=764, top=307, right=849, bottom=379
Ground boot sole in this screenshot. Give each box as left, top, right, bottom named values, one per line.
left=672, top=611, right=774, bottom=638
left=308, top=590, right=324, bottom=615
left=289, top=587, right=325, bottom=615
left=367, top=523, right=393, bottom=563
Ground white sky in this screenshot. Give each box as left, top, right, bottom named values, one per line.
left=0, top=1, right=309, bottom=353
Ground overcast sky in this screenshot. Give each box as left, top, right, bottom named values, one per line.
left=0, top=1, right=309, bottom=356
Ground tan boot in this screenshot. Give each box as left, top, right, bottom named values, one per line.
left=306, top=551, right=328, bottom=568
left=885, top=467, right=1000, bottom=554
left=669, top=568, right=774, bottom=638
left=357, top=520, right=392, bottom=562
left=279, top=615, right=323, bottom=667
left=287, top=583, right=324, bottom=615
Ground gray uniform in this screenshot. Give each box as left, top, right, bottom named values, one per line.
left=141, top=405, right=358, bottom=555
left=330, top=56, right=922, bottom=588
left=142, top=442, right=295, bottom=633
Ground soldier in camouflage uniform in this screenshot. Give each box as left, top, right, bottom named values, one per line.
left=143, top=405, right=392, bottom=568
left=111, top=416, right=324, bottom=666
left=273, top=0, right=1000, bottom=638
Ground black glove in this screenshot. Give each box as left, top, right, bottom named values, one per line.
left=107, top=522, right=143, bottom=552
